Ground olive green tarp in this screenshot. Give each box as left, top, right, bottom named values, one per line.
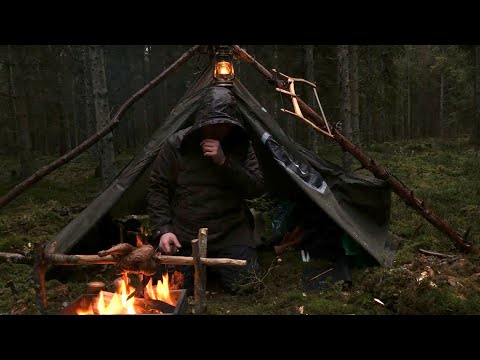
left=48, top=64, right=398, bottom=266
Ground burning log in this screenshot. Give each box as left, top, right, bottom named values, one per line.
left=41, top=227, right=245, bottom=314
left=65, top=276, right=187, bottom=315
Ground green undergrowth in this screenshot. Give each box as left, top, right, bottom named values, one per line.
left=1, top=137, right=480, bottom=315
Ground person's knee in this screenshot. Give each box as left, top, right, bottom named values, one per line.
left=217, top=246, right=260, bottom=294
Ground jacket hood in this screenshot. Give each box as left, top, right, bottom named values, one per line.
left=182, top=85, right=248, bottom=147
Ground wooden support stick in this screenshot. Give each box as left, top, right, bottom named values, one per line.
left=192, top=239, right=207, bottom=314
left=33, top=243, right=48, bottom=314
left=197, top=228, right=208, bottom=313
left=198, top=228, right=208, bottom=258
left=45, top=253, right=246, bottom=267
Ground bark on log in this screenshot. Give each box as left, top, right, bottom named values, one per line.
left=232, top=45, right=480, bottom=255
left=45, top=253, right=246, bottom=267
left=192, top=239, right=207, bottom=314
left=0, top=45, right=202, bottom=209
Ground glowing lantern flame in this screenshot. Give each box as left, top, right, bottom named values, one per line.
left=214, top=61, right=234, bottom=80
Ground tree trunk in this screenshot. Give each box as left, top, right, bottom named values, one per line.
left=161, top=49, right=168, bottom=123
left=365, top=46, right=373, bottom=147
left=471, top=46, right=480, bottom=145
left=285, top=47, right=295, bottom=139
left=338, top=45, right=352, bottom=171
left=350, top=45, right=360, bottom=144
left=72, top=71, right=79, bottom=148
left=8, top=45, right=33, bottom=178
left=440, top=72, right=447, bottom=139
left=82, top=46, right=98, bottom=159
left=89, top=45, right=117, bottom=189
left=53, top=47, right=68, bottom=156
left=128, top=45, right=147, bottom=148
left=419, top=45, right=429, bottom=138
left=148, top=45, right=165, bottom=131
left=272, top=45, right=279, bottom=127
left=61, top=49, right=73, bottom=153
left=6, top=45, right=17, bottom=155
left=407, top=47, right=412, bottom=139
left=143, top=45, right=153, bottom=137
left=305, top=45, right=318, bottom=154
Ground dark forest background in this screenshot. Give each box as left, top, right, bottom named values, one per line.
left=1, top=45, right=479, bottom=188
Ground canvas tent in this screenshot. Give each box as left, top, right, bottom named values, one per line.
left=45, top=63, right=398, bottom=267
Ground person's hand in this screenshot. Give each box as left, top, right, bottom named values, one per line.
left=159, top=232, right=181, bottom=255
left=200, top=139, right=226, bottom=165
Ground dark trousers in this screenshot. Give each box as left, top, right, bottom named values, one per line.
left=154, top=244, right=259, bottom=295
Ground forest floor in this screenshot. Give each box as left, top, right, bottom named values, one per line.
left=1, top=136, right=480, bottom=315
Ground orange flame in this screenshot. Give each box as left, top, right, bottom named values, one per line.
left=145, top=273, right=174, bottom=306
left=170, top=271, right=184, bottom=290
left=76, top=271, right=183, bottom=315
left=215, top=61, right=234, bottom=76
left=77, top=278, right=137, bottom=315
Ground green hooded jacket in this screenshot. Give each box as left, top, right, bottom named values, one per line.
left=147, top=85, right=265, bottom=251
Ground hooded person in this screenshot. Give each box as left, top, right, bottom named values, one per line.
left=147, top=85, right=265, bottom=294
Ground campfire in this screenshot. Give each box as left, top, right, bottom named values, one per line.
left=65, top=272, right=187, bottom=315
left=37, top=227, right=247, bottom=315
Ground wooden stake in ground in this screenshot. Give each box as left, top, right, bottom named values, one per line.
left=198, top=228, right=208, bottom=308
left=192, top=238, right=207, bottom=315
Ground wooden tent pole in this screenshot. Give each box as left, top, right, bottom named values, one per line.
left=232, top=45, right=479, bottom=255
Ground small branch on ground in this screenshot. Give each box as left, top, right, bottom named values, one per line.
left=419, top=248, right=456, bottom=259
